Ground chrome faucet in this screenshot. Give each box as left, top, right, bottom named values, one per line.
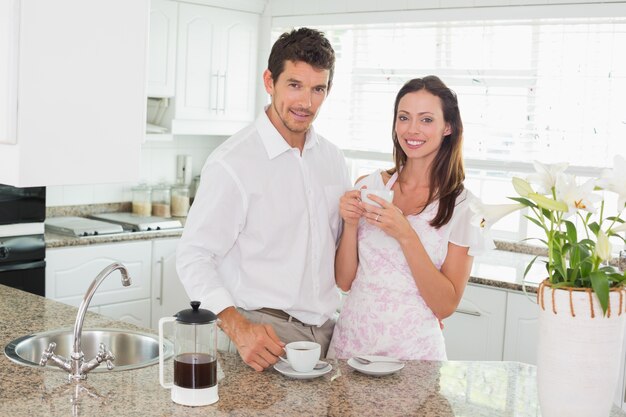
left=40, top=262, right=132, bottom=380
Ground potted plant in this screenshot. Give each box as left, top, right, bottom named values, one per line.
left=470, top=155, right=626, bottom=417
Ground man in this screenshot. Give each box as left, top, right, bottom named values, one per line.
left=176, top=28, right=351, bottom=371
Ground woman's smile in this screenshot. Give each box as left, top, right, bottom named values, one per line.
left=405, top=139, right=425, bottom=148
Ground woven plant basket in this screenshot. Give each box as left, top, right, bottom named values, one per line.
left=536, top=280, right=626, bottom=417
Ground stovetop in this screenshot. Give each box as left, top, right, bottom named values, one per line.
left=46, top=213, right=183, bottom=237
left=45, top=216, right=124, bottom=237
left=88, top=212, right=183, bottom=232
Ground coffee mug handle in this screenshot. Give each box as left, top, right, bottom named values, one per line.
left=159, top=316, right=176, bottom=389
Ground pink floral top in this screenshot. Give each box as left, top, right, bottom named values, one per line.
left=327, top=170, right=492, bottom=360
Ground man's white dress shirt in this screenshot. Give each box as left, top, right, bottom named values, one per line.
left=176, top=110, right=351, bottom=326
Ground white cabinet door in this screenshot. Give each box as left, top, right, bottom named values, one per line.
left=173, top=3, right=258, bottom=135
left=617, top=326, right=626, bottom=410
left=502, top=292, right=539, bottom=365
left=0, top=0, right=18, bottom=146
left=0, top=0, right=149, bottom=187
left=46, top=241, right=152, bottom=326
left=218, top=13, right=259, bottom=122
left=443, top=284, right=507, bottom=361
left=147, top=0, right=177, bottom=98
left=151, top=238, right=190, bottom=329
left=98, top=299, right=152, bottom=328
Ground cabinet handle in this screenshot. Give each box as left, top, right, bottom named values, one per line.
left=210, top=72, right=219, bottom=111
left=157, top=258, right=164, bottom=306
left=456, top=309, right=482, bottom=317
left=220, top=72, right=227, bottom=113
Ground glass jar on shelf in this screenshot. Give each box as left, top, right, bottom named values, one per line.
left=190, top=175, right=201, bottom=205
left=132, top=184, right=152, bottom=216
left=152, top=183, right=171, bottom=218
left=171, top=183, right=190, bottom=217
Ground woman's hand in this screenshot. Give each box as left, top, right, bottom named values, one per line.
left=340, top=188, right=365, bottom=227
left=361, top=194, right=414, bottom=242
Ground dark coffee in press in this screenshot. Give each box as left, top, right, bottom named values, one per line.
left=174, top=353, right=217, bottom=389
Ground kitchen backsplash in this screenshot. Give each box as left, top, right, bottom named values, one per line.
left=46, top=135, right=225, bottom=207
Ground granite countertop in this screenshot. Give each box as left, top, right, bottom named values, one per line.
left=42, top=204, right=624, bottom=294
left=45, top=225, right=548, bottom=294
left=2, top=285, right=624, bottom=417
left=45, top=228, right=185, bottom=248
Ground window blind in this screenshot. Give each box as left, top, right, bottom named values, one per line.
left=274, top=18, right=626, bottom=172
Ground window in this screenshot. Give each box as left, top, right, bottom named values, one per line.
left=273, top=16, right=626, bottom=243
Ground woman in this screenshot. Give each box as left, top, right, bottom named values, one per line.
left=327, top=76, right=493, bottom=360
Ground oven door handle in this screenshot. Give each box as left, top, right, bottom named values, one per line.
left=0, top=259, right=45, bottom=272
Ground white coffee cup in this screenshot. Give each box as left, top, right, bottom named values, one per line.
left=285, top=341, right=321, bottom=372
left=361, top=189, right=394, bottom=208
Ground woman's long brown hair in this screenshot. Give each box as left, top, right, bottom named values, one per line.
left=389, top=76, right=465, bottom=228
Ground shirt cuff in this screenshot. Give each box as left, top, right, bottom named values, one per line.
left=199, top=286, right=236, bottom=316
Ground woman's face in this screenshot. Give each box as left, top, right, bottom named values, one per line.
left=394, top=90, right=451, bottom=164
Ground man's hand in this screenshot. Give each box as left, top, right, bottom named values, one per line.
left=339, top=189, right=365, bottom=227
left=218, top=307, right=285, bottom=371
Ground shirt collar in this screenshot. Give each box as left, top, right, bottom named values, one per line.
left=256, top=106, right=320, bottom=160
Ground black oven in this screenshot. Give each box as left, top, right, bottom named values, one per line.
left=0, top=184, right=46, bottom=296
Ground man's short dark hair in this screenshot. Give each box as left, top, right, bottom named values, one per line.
left=267, top=27, right=335, bottom=88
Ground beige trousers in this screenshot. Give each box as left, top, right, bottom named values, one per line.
left=217, top=308, right=335, bottom=357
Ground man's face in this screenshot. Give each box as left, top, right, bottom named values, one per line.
left=264, top=60, right=330, bottom=145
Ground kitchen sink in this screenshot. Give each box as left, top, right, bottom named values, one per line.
left=4, top=328, right=173, bottom=372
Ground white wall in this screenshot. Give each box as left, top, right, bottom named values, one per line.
left=46, top=135, right=224, bottom=207
left=48, top=0, right=626, bottom=207
left=267, top=0, right=625, bottom=18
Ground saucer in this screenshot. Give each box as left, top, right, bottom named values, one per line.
left=274, top=360, right=332, bottom=379
left=347, top=355, right=405, bottom=376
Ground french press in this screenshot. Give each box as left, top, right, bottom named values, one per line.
left=159, top=301, right=219, bottom=406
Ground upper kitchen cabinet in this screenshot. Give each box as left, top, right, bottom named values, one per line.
left=147, top=0, right=178, bottom=98
left=172, top=3, right=259, bottom=136
left=0, top=0, right=150, bottom=187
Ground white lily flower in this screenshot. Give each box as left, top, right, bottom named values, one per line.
left=555, top=173, right=600, bottom=217
left=597, top=155, right=626, bottom=211
left=595, top=230, right=612, bottom=261
left=526, top=161, right=569, bottom=194
left=470, top=200, right=524, bottom=231
left=612, top=222, right=626, bottom=233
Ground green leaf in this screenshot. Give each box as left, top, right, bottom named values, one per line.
left=609, top=272, right=626, bottom=284
left=598, top=266, right=618, bottom=274
left=590, top=271, right=610, bottom=316
left=509, top=196, right=536, bottom=208
left=580, top=258, right=593, bottom=278
left=521, top=237, right=548, bottom=246
left=542, top=208, right=554, bottom=220
left=611, top=234, right=626, bottom=244
left=588, top=222, right=600, bottom=236
left=566, top=266, right=580, bottom=281
left=524, top=215, right=545, bottom=230
left=552, top=281, right=576, bottom=289
left=579, top=238, right=596, bottom=249
left=565, top=220, right=577, bottom=243
left=523, top=255, right=540, bottom=279
left=551, top=248, right=567, bottom=281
